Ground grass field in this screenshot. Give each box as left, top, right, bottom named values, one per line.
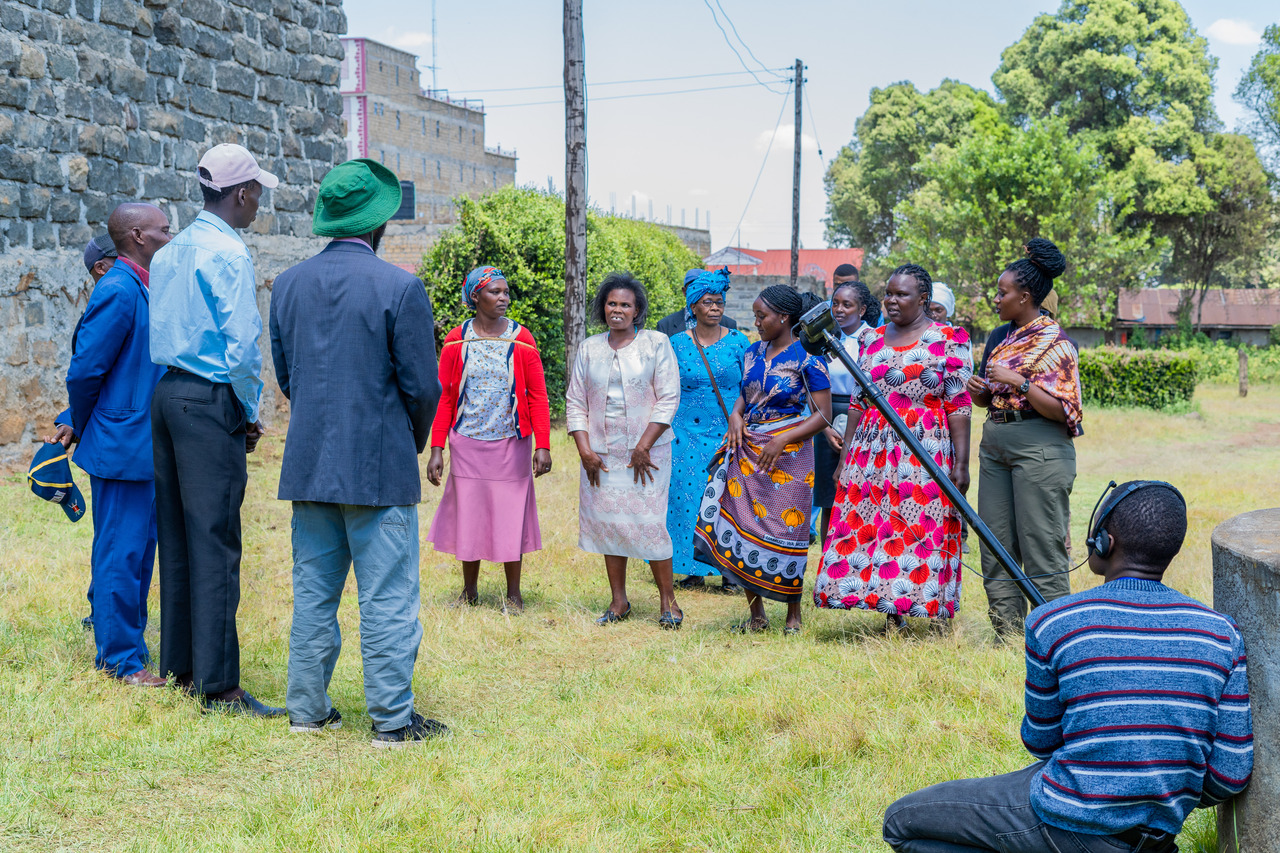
left=1, top=383, right=1276, bottom=852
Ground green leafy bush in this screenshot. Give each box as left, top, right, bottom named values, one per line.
left=418, top=186, right=703, bottom=415
left=1079, top=347, right=1198, bottom=409
left=1158, top=339, right=1280, bottom=383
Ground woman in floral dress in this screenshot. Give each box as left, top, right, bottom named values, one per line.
left=566, top=273, right=684, bottom=629
left=814, top=264, right=973, bottom=630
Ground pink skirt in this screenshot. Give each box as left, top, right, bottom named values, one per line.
left=427, top=430, right=542, bottom=562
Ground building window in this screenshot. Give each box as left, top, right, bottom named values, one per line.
left=472, top=129, right=476, bottom=145
left=421, top=117, right=426, bottom=134
left=437, top=161, right=441, bottom=178
left=396, top=111, right=400, bottom=129
left=380, top=150, right=385, bottom=163
left=459, top=164, right=463, bottom=181
left=472, top=166, right=476, bottom=183
left=458, top=126, right=462, bottom=142
left=492, top=170, right=497, bottom=184
left=395, top=66, right=399, bottom=86
left=421, top=157, right=426, bottom=174
left=436, top=121, right=440, bottom=137
left=379, top=61, right=383, bottom=72
left=396, top=152, right=400, bottom=170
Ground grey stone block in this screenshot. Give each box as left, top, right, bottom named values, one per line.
left=0, top=146, right=34, bottom=182
left=215, top=62, right=255, bottom=97
left=33, top=156, right=65, bottom=188
left=4, top=220, right=30, bottom=249
left=271, top=186, right=308, bottom=212
left=115, top=162, right=139, bottom=195
left=60, top=222, right=91, bottom=248
left=64, top=85, right=92, bottom=120
left=286, top=108, right=323, bottom=135
left=154, top=10, right=184, bottom=46
left=223, top=7, right=243, bottom=35
left=60, top=17, right=86, bottom=45
left=0, top=5, right=26, bottom=34
left=29, top=83, right=56, bottom=115
left=231, top=98, right=275, bottom=129
left=82, top=192, right=114, bottom=223
left=0, top=77, right=29, bottom=109
left=195, top=29, right=232, bottom=60
left=66, top=156, right=88, bottom=191
left=26, top=12, right=59, bottom=43
left=134, top=7, right=154, bottom=38
left=145, top=170, right=187, bottom=200
left=77, top=48, right=108, bottom=87
left=0, top=114, right=11, bottom=144
left=13, top=114, right=49, bottom=149
left=140, top=105, right=182, bottom=137
left=231, top=36, right=267, bottom=71
left=19, top=185, right=51, bottom=217
left=172, top=141, right=199, bottom=170
left=31, top=221, right=57, bottom=250
left=126, top=134, right=162, bottom=166
left=0, top=182, right=18, bottom=217
left=86, top=158, right=118, bottom=193
left=43, top=0, right=73, bottom=16
left=99, top=0, right=139, bottom=31
left=183, top=56, right=213, bottom=87
left=49, top=194, right=79, bottom=222
left=1213, top=509, right=1280, bottom=853
left=188, top=87, right=230, bottom=119
left=109, top=64, right=148, bottom=99
left=90, top=90, right=121, bottom=125
left=183, top=0, right=226, bottom=30
left=271, top=0, right=297, bottom=23
left=260, top=18, right=281, bottom=47
left=148, top=46, right=182, bottom=77
left=297, top=2, right=319, bottom=28
left=181, top=116, right=206, bottom=142
left=25, top=302, right=45, bottom=327
left=49, top=120, right=77, bottom=154
left=285, top=25, right=310, bottom=54
left=45, top=46, right=78, bottom=81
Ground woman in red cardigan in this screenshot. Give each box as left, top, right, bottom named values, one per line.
left=426, top=266, right=553, bottom=612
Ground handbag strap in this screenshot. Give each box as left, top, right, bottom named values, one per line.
left=691, top=329, right=732, bottom=422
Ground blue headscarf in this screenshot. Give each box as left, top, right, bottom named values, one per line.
left=685, top=267, right=731, bottom=309
left=464, top=266, right=505, bottom=309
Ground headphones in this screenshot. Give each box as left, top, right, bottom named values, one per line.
left=1085, top=480, right=1186, bottom=559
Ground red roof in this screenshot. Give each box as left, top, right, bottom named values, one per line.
left=709, top=247, right=865, bottom=288
left=1117, top=288, right=1280, bottom=329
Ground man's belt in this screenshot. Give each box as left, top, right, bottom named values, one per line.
left=987, top=409, right=1041, bottom=424
left=1114, top=826, right=1175, bottom=852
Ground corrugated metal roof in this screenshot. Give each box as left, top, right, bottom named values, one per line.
left=1117, top=289, right=1280, bottom=329
left=706, top=247, right=865, bottom=287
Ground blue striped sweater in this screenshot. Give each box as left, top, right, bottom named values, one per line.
left=1022, top=578, right=1253, bottom=836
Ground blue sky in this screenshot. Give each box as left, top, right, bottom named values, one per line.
left=345, top=1, right=1277, bottom=253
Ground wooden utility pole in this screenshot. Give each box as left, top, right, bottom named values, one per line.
left=563, top=0, right=587, bottom=383
left=789, top=58, right=803, bottom=288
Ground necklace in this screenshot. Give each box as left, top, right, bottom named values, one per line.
left=693, top=325, right=723, bottom=348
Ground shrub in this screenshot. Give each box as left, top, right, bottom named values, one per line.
left=1078, top=347, right=1197, bottom=409
left=418, top=186, right=703, bottom=416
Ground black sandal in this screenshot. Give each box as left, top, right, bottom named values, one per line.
left=658, top=611, right=684, bottom=630
left=595, top=603, right=632, bottom=626
left=675, top=576, right=706, bottom=590
left=731, top=617, right=770, bottom=634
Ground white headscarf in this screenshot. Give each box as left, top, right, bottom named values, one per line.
left=931, top=282, right=956, bottom=318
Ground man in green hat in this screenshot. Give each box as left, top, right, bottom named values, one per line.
left=269, top=159, right=445, bottom=746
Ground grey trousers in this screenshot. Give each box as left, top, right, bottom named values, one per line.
left=977, top=417, right=1075, bottom=634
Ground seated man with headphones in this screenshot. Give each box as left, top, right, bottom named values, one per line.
left=882, top=480, right=1253, bottom=853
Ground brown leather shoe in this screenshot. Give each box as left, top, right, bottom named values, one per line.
left=121, top=669, right=167, bottom=687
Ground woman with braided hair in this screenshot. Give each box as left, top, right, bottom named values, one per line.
left=966, top=238, right=1083, bottom=637
left=814, top=264, right=973, bottom=631
left=694, top=284, right=831, bottom=634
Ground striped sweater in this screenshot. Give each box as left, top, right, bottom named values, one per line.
left=1022, top=578, right=1253, bottom=836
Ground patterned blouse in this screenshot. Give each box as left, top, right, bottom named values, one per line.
left=740, top=339, right=831, bottom=423
left=456, top=319, right=519, bottom=441
left=985, top=315, right=1084, bottom=437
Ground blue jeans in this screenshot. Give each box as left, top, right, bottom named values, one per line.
left=286, top=502, right=422, bottom=731
left=883, top=763, right=1143, bottom=852
left=89, top=475, right=157, bottom=676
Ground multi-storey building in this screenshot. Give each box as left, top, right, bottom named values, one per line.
left=339, top=37, right=517, bottom=266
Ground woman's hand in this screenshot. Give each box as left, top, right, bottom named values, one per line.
left=533, top=448, right=553, bottom=477
left=580, top=449, right=608, bottom=487
left=824, top=427, right=843, bottom=452
left=949, top=463, right=970, bottom=495
left=758, top=435, right=789, bottom=473
left=724, top=412, right=746, bottom=451
left=426, top=448, right=445, bottom=486
left=986, top=365, right=1027, bottom=390
left=627, top=445, right=659, bottom=485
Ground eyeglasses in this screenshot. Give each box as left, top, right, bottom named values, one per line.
left=697, top=298, right=725, bottom=308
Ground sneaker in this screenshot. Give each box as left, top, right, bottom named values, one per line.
left=371, top=712, right=449, bottom=748
left=289, top=707, right=343, bottom=733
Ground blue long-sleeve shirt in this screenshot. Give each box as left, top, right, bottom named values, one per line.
left=148, top=211, right=263, bottom=423
left=1022, top=578, right=1253, bottom=837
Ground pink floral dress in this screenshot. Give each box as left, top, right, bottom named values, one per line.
left=813, top=323, right=973, bottom=619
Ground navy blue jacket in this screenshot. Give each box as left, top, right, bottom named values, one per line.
left=269, top=241, right=441, bottom=506
left=58, top=260, right=165, bottom=481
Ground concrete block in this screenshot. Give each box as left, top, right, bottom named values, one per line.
left=1213, top=508, right=1280, bottom=853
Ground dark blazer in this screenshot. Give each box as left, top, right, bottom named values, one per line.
left=655, top=308, right=738, bottom=338
left=269, top=241, right=441, bottom=506
left=59, top=261, right=165, bottom=481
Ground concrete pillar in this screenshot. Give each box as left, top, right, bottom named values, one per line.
left=1211, top=508, right=1280, bottom=853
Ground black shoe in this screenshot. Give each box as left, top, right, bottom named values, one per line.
left=731, top=617, right=770, bottom=634
left=289, top=707, right=343, bottom=732
left=595, top=603, right=631, bottom=625
left=81, top=616, right=94, bottom=631
left=658, top=610, right=683, bottom=630
left=202, top=691, right=286, bottom=718
left=708, top=579, right=741, bottom=595
left=371, top=712, right=449, bottom=748
left=675, top=576, right=706, bottom=590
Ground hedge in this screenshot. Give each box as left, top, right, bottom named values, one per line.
left=1078, top=347, right=1197, bottom=409
left=417, top=186, right=703, bottom=416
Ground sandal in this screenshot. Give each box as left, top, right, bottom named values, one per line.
left=675, top=576, right=707, bottom=590
left=658, top=610, right=684, bottom=630
left=783, top=625, right=801, bottom=636
left=595, top=603, right=632, bottom=626
left=448, top=594, right=480, bottom=609
left=707, top=579, right=741, bottom=595
left=731, top=617, right=770, bottom=634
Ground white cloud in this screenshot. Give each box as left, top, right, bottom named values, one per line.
left=1206, top=19, right=1262, bottom=47
left=756, top=124, right=818, bottom=153
left=383, top=29, right=433, bottom=50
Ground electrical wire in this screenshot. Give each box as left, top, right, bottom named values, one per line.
left=806, top=92, right=825, bottom=167
left=702, top=0, right=789, bottom=94
left=712, top=0, right=789, bottom=82
left=486, top=81, right=775, bottom=109
left=728, top=79, right=793, bottom=249
left=448, top=68, right=792, bottom=96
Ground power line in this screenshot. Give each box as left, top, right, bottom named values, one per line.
left=487, top=81, right=778, bottom=109
left=713, top=0, right=787, bottom=82
left=702, top=0, right=789, bottom=95
left=730, top=78, right=794, bottom=249
left=448, top=68, right=792, bottom=96
left=805, top=92, right=825, bottom=168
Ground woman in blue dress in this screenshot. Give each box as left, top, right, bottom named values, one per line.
left=667, top=269, right=750, bottom=591
left=695, top=285, right=831, bottom=634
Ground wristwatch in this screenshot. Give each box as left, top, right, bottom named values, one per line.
left=1017, top=378, right=1031, bottom=394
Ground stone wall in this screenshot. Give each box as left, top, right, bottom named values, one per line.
left=724, top=274, right=825, bottom=332
left=0, top=0, right=348, bottom=464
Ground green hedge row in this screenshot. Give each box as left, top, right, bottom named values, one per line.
left=1078, top=347, right=1198, bottom=409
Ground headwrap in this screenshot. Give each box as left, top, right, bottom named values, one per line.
left=464, top=265, right=505, bottom=309
left=685, top=267, right=731, bottom=309
left=930, top=282, right=955, bottom=318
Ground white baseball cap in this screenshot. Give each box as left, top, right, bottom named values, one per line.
left=197, top=143, right=280, bottom=191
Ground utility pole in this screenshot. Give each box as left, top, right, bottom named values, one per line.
left=790, top=57, right=803, bottom=288
left=430, top=0, right=438, bottom=94
left=563, top=0, right=587, bottom=385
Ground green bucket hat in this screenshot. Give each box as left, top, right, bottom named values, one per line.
left=313, top=158, right=403, bottom=238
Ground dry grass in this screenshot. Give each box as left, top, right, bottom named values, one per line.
left=1, top=383, right=1275, bottom=852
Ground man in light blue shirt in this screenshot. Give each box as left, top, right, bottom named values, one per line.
left=148, top=143, right=283, bottom=717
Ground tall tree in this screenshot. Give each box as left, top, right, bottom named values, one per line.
left=993, top=0, right=1218, bottom=164
left=1152, top=133, right=1276, bottom=328
left=1235, top=23, right=1280, bottom=165
left=889, top=119, right=1160, bottom=330
left=823, top=80, right=1000, bottom=253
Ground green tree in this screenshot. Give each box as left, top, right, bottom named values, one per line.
left=418, top=186, right=701, bottom=414
left=993, top=0, right=1218, bottom=163
left=889, top=119, right=1160, bottom=330
left=1150, top=133, right=1276, bottom=328
left=823, top=80, right=1000, bottom=253
left=1235, top=23, right=1280, bottom=163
